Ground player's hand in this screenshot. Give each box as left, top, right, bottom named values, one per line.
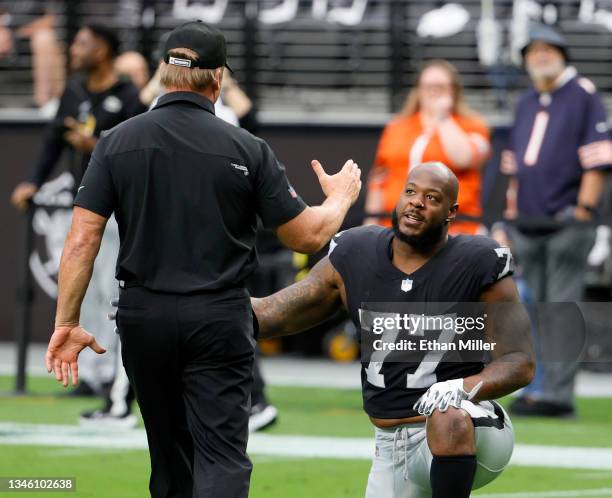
left=63, top=117, right=97, bottom=152
left=45, top=324, right=106, bottom=387
left=311, top=159, right=362, bottom=206
left=574, top=206, right=594, bottom=222
left=413, top=379, right=483, bottom=416
left=10, top=182, right=38, bottom=211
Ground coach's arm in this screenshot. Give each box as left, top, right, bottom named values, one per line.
left=275, top=160, right=361, bottom=254
left=252, top=256, right=344, bottom=338
left=463, top=277, right=536, bottom=401
left=45, top=207, right=108, bottom=387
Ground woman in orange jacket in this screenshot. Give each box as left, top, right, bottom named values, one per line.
left=365, top=60, right=491, bottom=234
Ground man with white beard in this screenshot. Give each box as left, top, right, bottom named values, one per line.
left=502, top=22, right=612, bottom=417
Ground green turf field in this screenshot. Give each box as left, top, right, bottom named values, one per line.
left=1, top=375, right=611, bottom=497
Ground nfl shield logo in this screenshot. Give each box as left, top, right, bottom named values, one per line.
left=401, top=278, right=413, bottom=292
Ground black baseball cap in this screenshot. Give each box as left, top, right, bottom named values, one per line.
left=163, top=21, right=232, bottom=72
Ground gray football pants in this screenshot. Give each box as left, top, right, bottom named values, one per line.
left=365, top=401, right=514, bottom=498
left=509, top=224, right=595, bottom=406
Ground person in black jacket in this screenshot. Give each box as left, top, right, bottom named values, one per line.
left=11, top=24, right=146, bottom=396
left=79, top=65, right=281, bottom=431
left=11, top=23, right=146, bottom=208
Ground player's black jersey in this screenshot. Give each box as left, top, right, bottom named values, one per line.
left=328, top=225, right=514, bottom=419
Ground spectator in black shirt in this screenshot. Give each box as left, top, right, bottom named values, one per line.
left=10, top=23, right=146, bottom=210
left=11, top=24, right=146, bottom=397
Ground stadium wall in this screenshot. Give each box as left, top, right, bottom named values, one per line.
left=0, top=119, right=509, bottom=344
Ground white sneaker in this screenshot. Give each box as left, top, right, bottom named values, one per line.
left=588, top=225, right=611, bottom=266
left=248, top=403, right=278, bottom=433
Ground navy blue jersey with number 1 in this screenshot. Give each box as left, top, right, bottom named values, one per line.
left=328, top=225, right=514, bottom=419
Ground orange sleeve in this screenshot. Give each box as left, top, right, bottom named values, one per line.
left=368, top=123, right=395, bottom=192
left=461, top=116, right=491, bottom=168
left=466, top=119, right=491, bottom=167
left=367, top=120, right=412, bottom=224
left=462, top=116, right=490, bottom=138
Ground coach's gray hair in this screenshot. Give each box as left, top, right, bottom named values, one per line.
left=159, top=48, right=220, bottom=91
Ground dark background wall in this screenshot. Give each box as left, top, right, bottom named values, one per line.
left=1, top=122, right=54, bottom=344
left=0, top=120, right=507, bottom=343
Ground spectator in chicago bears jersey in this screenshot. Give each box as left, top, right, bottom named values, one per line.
left=253, top=162, right=534, bottom=498
left=501, top=23, right=612, bottom=417
left=364, top=60, right=490, bottom=234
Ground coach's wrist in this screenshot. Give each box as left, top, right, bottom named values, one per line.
left=326, top=192, right=352, bottom=213
left=54, top=316, right=80, bottom=328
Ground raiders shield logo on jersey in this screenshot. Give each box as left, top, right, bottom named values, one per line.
left=401, top=278, right=413, bottom=292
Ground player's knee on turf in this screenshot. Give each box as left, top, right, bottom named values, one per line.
left=426, top=407, right=475, bottom=456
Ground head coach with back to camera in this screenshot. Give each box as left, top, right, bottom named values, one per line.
left=44, top=21, right=362, bottom=498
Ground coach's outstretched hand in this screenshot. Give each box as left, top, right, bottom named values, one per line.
left=311, top=159, right=361, bottom=206
left=275, top=159, right=361, bottom=253
left=45, top=325, right=106, bottom=387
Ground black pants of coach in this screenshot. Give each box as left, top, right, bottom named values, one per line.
left=117, top=285, right=255, bottom=498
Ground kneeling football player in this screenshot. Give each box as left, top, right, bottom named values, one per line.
left=252, top=162, right=535, bottom=498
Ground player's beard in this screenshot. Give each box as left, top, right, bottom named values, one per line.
left=392, top=210, right=446, bottom=253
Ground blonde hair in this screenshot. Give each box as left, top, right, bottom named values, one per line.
left=400, top=59, right=477, bottom=118
left=159, top=48, right=219, bottom=91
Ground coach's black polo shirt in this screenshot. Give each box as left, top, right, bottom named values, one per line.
left=74, top=91, right=307, bottom=293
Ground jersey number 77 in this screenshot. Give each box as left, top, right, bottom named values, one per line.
left=362, top=311, right=458, bottom=389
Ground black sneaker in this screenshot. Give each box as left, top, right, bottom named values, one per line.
left=509, top=397, right=576, bottom=418
left=249, top=403, right=278, bottom=433
left=79, top=407, right=138, bottom=429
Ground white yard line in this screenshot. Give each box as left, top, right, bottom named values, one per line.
left=510, top=445, right=612, bottom=470
left=574, top=472, right=612, bottom=480
left=1, top=423, right=612, bottom=471
left=475, top=488, right=612, bottom=497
